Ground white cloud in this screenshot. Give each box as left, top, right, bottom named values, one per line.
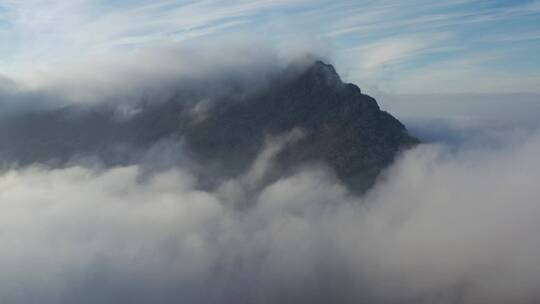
left=7, top=40, right=296, bottom=105
left=345, top=33, right=452, bottom=70
left=1, top=0, right=539, bottom=93
left=1, top=123, right=540, bottom=303
left=0, top=0, right=314, bottom=76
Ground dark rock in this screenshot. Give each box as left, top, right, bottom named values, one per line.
left=0, top=60, right=418, bottom=193
left=184, top=61, right=418, bottom=192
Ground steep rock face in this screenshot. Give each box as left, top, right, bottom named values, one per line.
left=183, top=61, right=419, bottom=191
left=0, top=60, right=418, bottom=193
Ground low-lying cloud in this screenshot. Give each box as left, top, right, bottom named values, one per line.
left=0, top=39, right=539, bottom=303
left=0, top=40, right=323, bottom=115
left=1, top=124, right=539, bottom=304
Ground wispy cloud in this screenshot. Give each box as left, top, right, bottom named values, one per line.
left=341, top=33, right=453, bottom=69
left=0, top=0, right=539, bottom=93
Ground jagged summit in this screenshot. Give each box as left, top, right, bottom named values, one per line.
left=300, top=60, right=343, bottom=88
left=0, top=60, right=418, bottom=193
left=184, top=60, right=418, bottom=192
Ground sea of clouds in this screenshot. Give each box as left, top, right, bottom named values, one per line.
left=0, top=43, right=539, bottom=304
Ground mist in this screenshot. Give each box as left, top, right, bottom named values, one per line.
left=0, top=40, right=539, bottom=303
left=0, top=40, right=326, bottom=115
left=0, top=120, right=539, bottom=303
left=1, top=0, right=539, bottom=301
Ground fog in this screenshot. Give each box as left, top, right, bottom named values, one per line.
left=0, top=122, right=539, bottom=303
left=0, top=42, right=539, bottom=303
left=0, top=40, right=321, bottom=116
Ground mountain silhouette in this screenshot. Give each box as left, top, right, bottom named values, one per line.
left=0, top=60, right=418, bottom=193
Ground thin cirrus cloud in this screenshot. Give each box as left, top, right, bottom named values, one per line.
left=0, top=0, right=539, bottom=93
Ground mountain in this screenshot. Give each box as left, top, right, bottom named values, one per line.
left=0, top=60, right=418, bottom=193
left=183, top=61, right=419, bottom=191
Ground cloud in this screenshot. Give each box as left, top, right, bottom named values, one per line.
left=0, top=21, right=538, bottom=303
left=0, top=121, right=540, bottom=303
left=2, top=0, right=539, bottom=94
left=0, top=0, right=315, bottom=76
left=341, top=33, right=453, bottom=70
left=0, top=40, right=325, bottom=113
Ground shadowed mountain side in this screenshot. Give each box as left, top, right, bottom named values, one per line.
left=183, top=61, right=419, bottom=192
left=0, top=60, right=418, bottom=193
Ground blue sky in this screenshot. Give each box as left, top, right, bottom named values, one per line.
left=0, top=0, right=539, bottom=94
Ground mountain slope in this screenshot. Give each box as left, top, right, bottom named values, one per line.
left=0, top=60, right=418, bottom=193
left=183, top=61, right=419, bottom=191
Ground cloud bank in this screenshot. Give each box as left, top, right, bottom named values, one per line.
left=0, top=40, right=327, bottom=118
left=1, top=124, right=540, bottom=303
left=0, top=39, right=538, bottom=303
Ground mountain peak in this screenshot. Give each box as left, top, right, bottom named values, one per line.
left=0, top=59, right=418, bottom=193
left=300, top=60, right=343, bottom=88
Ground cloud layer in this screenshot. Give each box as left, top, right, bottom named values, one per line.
left=0, top=41, right=317, bottom=117
left=1, top=124, right=539, bottom=303
left=0, top=36, right=538, bottom=303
